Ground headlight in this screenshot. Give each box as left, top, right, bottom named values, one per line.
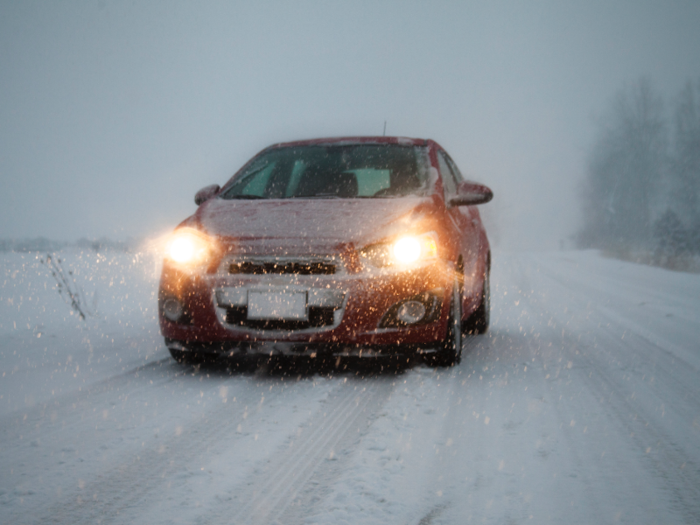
left=361, top=232, right=438, bottom=268
left=166, top=228, right=212, bottom=266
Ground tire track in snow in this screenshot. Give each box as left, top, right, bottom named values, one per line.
left=0, top=357, right=184, bottom=512
left=207, top=377, right=395, bottom=525
left=17, top=373, right=299, bottom=525
left=529, top=256, right=700, bottom=441
left=593, top=304, right=700, bottom=410
left=527, top=263, right=700, bottom=523
left=572, top=329, right=700, bottom=523
left=0, top=356, right=176, bottom=439
left=537, top=260, right=700, bottom=380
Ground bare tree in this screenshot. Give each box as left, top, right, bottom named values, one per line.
left=578, top=78, right=668, bottom=251
left=40, top=254, right=89, bottom=320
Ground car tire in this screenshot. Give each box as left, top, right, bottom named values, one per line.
left=168, top=348, right=191, bottom=365
left=463, top=267, right=490, bottom=335
left=428, top=280, right=462, bottom=367
left=169, top=347, right=190, bottom=363
left=168, top=343, right=203, bottom=365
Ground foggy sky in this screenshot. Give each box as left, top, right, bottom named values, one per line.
left=1, top=0, right=699, bottom=250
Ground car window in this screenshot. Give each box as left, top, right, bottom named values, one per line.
left=220, top=144, right=430, bottom=199
left=444, top=153, right=465, bottom=183
left=437, top=150, right=458, bottom=196
left=284, top=160, right=309, bottom=198
left=223, top=160, right=277, bottom=198
left=351, top=168, right=391, bottom=196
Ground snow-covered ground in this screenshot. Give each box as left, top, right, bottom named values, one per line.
left=1, top=249, right=699, bottom=524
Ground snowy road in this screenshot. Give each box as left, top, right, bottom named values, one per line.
left=1, top=250, right=699, bottom=524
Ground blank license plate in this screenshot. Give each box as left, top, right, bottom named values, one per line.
left=247, top=291, right=308, bottom=320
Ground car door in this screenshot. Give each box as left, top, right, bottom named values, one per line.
left=437, top=150, right=480, bottom=298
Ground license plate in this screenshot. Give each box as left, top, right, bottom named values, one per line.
left=247, top=291, right=308, bottom=320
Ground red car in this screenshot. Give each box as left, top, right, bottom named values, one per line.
left=159, top=137, right=492, bottom=367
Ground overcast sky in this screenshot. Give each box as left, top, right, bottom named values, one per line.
left=1, top=0, right=699, bottom=250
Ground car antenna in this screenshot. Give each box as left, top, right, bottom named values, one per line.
left=383, top=121, right=387, bottom=136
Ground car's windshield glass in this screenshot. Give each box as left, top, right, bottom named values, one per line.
left=220, top=144, right=430, bottom=199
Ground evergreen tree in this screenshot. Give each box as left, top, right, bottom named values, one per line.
left=672, top=79, right=700, bottom=251
left=654, top=209, right=688, bottom=259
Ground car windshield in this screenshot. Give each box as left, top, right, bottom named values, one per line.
left=220, top=144, right=430, bottom=199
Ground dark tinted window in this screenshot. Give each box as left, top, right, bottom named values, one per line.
left=220, top=144, right=430, bottom=199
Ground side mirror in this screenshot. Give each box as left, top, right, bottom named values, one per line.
left=449, top=182, right=493, bottom=207
left=194, top=184, right=221, bottom=206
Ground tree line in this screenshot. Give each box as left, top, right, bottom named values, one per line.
left=576, top=77, right=700, bottom=266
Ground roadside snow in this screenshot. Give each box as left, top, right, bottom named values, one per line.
left=0, top=250, right=165, bottom=418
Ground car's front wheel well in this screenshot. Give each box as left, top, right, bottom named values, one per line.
left=463, top=252, right=490, bottom=335
left=456, top=256, right=465, bottom=287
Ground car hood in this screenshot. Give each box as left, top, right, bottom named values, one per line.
left=192, top=196, right=440, bottom=255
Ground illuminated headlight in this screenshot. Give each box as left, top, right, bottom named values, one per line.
left=166, top=228, right=213, bottom=266
left=361, top=232, right=438, bottom=268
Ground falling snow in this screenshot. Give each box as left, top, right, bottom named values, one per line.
left=0, top=249, right=699, bottom=524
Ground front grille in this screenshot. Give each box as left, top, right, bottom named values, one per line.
left=229, top=261, right=336, bottom=275
left=224, top=306, right=336, bottom=330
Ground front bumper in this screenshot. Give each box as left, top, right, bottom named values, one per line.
left=159, top=258, right=455, bottom=356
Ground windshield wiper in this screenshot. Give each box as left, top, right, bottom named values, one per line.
left=227, top=194, right=267, bottom=200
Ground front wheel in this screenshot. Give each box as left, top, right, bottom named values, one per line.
left=427, top=281, right=462, bottom=367
left=169, top=346, right=193, bottom=364
left=167, top=340, right=204, bottom=366
left=463, top=267, right=490, bottom=335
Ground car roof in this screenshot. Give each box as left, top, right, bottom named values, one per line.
left=266, top=136, right=434, bottom=149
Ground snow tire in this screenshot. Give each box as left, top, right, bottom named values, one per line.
left=428, top=279, right=462, bottom=367
left=463, top=266, right=490, bottom=335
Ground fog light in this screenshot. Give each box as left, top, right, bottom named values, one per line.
left=396, top=301, right=427, bottom=324
left=163, top=298, right=184, bottom=322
